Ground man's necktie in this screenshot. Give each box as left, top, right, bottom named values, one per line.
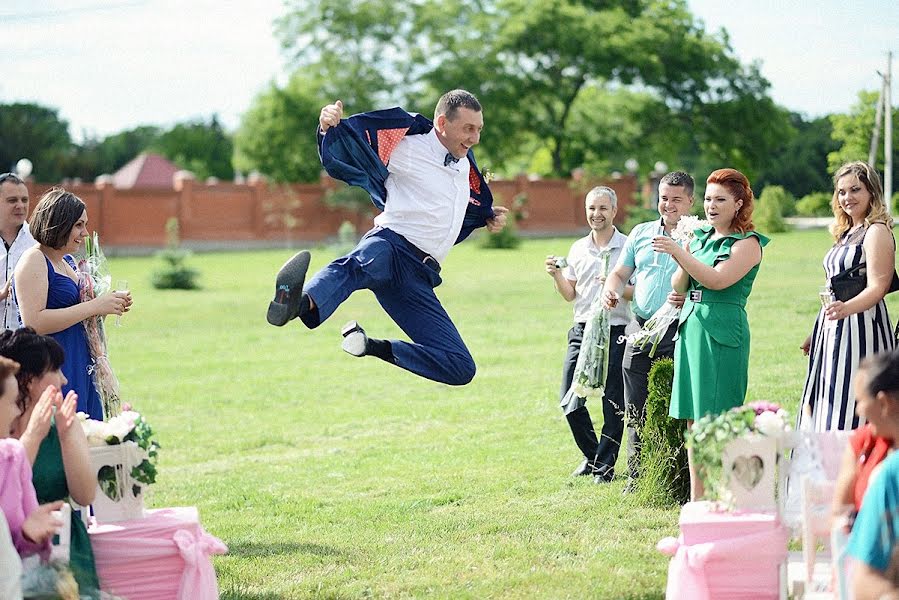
left=444, top=153, right=459, bottom=167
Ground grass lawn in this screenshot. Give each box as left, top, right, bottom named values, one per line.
left=102, top=227, right=898, bottom=599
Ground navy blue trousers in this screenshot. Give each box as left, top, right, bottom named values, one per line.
left=302, top=227, right=476, bottom=385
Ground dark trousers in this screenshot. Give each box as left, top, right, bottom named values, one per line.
left=622, top=316, right=677, bottom=479
left=560, top=323, right=626, bottom=479
left=302, top=227, right=476, bottom=385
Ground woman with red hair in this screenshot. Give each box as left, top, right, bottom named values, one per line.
left=652, top=168, right=769, bottom=499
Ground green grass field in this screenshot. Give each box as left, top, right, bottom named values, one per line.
left=102, top=228, right=898, bottom=599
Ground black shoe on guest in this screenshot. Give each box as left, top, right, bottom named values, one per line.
left=570, top=459, right=595, bottom=477
left=267, top=250, right=311, bottom=326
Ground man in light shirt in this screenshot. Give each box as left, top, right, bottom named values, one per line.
left=546, top=187, right=631, bottom=482
left=0, top=173, right=36, bottom=330
left=266, top=90, right=507, bottom=385
left=603, top=171, right=694, bottom=490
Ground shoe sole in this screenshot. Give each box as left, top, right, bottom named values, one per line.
left=341, top=320, right=367, bottom=356
left=266, top=250, right=311, bottom=326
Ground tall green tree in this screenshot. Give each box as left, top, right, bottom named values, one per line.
left=276, top=0, right=790, bottom=179
left=233, top=72, right=326, bottom=183
left=68, top=125, right=163, bottom=181
left=829, top=90, right=898, bottom=185
left=150, top=116, right=234, bottom=180
left=0, top=102, right=73, bottom=182
left=755, top=113, right=838, bottom=198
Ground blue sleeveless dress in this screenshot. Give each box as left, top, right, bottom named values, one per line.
left=45, top=255, right=103, bottom=420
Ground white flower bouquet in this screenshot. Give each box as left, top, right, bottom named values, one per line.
left=560, top=250, right=612, bottom=414
left=623, top=217, right=709, bottom=356
left=76, top=232, right=122, bottom=418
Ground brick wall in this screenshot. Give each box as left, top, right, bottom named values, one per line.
left=24, top=173, right=638, bottom=249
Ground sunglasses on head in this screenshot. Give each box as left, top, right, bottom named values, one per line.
left=0, top=173, right=24, bottom=185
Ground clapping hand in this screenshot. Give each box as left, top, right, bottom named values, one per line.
left=23, top=384, right=58, bottom=441
left=22, top=501, right=64, bottom=545
left=55, top=390, right=79, bottom=440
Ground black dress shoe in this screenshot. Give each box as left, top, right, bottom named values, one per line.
left=341, top=320, right=369, bottom=357
left=267, top=250, right=311, bottom=326
left=570, top=459, right=595, bottom=477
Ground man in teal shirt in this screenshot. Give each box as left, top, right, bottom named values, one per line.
left=602, top=171, right=694, bottom=488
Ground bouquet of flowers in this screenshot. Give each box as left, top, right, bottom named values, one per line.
left=686, top=402, right=791, bottom=502
left=78, top=407, right=160, bottom=501
left=560, top=250, right=612, bottom=415
left=21, top=560, right=79, bottom=600
left=623, top=216, right=709, bottom=356
left=76, top=232, right=122, bottom=418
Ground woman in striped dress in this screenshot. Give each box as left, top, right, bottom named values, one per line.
left=800, top=161, right=895, bottom=431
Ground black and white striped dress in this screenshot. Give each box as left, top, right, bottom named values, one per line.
left=799, top=225, right=894, bottom=431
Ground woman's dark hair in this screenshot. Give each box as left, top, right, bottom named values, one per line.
left=0, top=327, right=65, bottom=411
left=30, top=187, right=86, bottom=249
left=859, top=349, right=899, bottom=397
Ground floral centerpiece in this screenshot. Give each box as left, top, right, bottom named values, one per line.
left=76, top=232, right=122, bottom=418
left=78, top=407, right=159, bottom=521
left=623, top=216, right=709, bottom=357
left=560, top=250, right=612, bottom=414
left=686, top=402, right=791, bottom=508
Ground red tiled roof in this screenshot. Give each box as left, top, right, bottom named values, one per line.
left=112, top=153, right=180, bottom=188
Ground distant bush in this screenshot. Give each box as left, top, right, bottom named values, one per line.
left=481, top=193, right=527, bottom=250
left=755, top=186, right=790, bottom=233
left=621, top=205, right=658, bottom=235
left=795, top=192, right=833, bottom=217
left=150, top=218, right=200, bottom=290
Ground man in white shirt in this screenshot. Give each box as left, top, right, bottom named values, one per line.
left=0, top=173, right=36, bottom=330
left=546, top=187, right=631, bottom=482
left=267, top=90, right=507, bottom=385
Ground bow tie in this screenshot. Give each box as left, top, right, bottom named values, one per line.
left=444, top=153, right=460, bottom=167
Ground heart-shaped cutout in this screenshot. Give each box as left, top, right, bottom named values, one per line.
left=731, top=455, right=764, bottom=490
left=97, top=465, right=121, bottom=501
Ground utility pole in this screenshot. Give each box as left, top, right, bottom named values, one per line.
left=885, top=51, right=893, bottom=208
left=869, top=80, right=884, bottom=167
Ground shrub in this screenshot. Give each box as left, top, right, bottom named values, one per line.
left=621, top=205, right=658, bottom=235
left=150, top=218, right=201, bottom=290
left=755, top=186, right=790, bottom=233
left=795, top=191, right=833, bottom=217
left=632, top=358, right=690, bottom=507
left=481, top=193, right=527, bottom=250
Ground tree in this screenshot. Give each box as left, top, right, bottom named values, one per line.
left=150, top=116, right=233, bottom=180
left=0, top=102, right=73, bottom=182
left=829, top=90, right=898, bottom=185
left=233, top=72, right=327, bottom=183
left=68, top=125, right=163, bottom=181
left=276, top=0, right=790, bottom=179
left=754, top=113, right=838, bottom=198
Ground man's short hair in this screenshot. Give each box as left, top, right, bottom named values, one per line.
left=30, top=187, right=86, bottom=249
left=586, top=186, right=617, bottom=209
left=659, top=171, right=695, bottom=197
left=435, top=89, right=482, bottom=121
left=0, top=173, right=25, bottom=187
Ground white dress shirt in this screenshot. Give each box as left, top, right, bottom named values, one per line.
left=374, top=129, right=471, bottom=264
left=0, top=222, right=36, bottom=330
left=564, top=228, right=632, bottom=326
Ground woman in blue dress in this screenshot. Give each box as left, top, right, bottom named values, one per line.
left=13, top=188, right=131, bottom=420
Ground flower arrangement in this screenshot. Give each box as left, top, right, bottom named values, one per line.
left=686, top=402, right=791, bottom=504
left=21, top=560, right=79, bottom=600
left=560, top=250, right=612, bottom=413
left=78, top=408, right=160, bottom=501
left=622, top=217, right=710, bottom=357
left=76, top=232, right=122, bottom=418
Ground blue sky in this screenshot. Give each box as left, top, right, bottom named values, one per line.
left=1, top=0, right=897, bottom=141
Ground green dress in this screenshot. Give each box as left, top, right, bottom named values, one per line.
left=669, top=226, right=770, bottom=420
left=32, top=424, right=100, bottom=593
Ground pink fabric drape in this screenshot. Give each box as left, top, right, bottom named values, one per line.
left=89, top=506, right=227, bottom=600
left=658, top=502, right=789, bottom=600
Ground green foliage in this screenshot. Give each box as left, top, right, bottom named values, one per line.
left=150, top=115, right=234, bottom=180
left=323, top=182, right=374, bottom=214
left=275, top=0, right=791, bottom=180
left=150, top=218, right=200, bottom=290
left=755, top=113, right=838, bottom=198
left=828, top=90, right=899, bottom=185
left=0, top=102, right=73, bottom=182
left=796, top=191, right=834, bottom=217
left=233, top=72, right=332, bottom=183
left=893, top=192, right=899, bottom=215
left=755, top=185, right=790, bottom=233
left=632, top=358, right=689, bottom=507
left=621, top=204, right=658, bottom=235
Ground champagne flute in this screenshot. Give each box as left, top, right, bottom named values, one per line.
left=114, top=279, right=128, bottom=326
left=819, top=285, right=833, bottom=307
